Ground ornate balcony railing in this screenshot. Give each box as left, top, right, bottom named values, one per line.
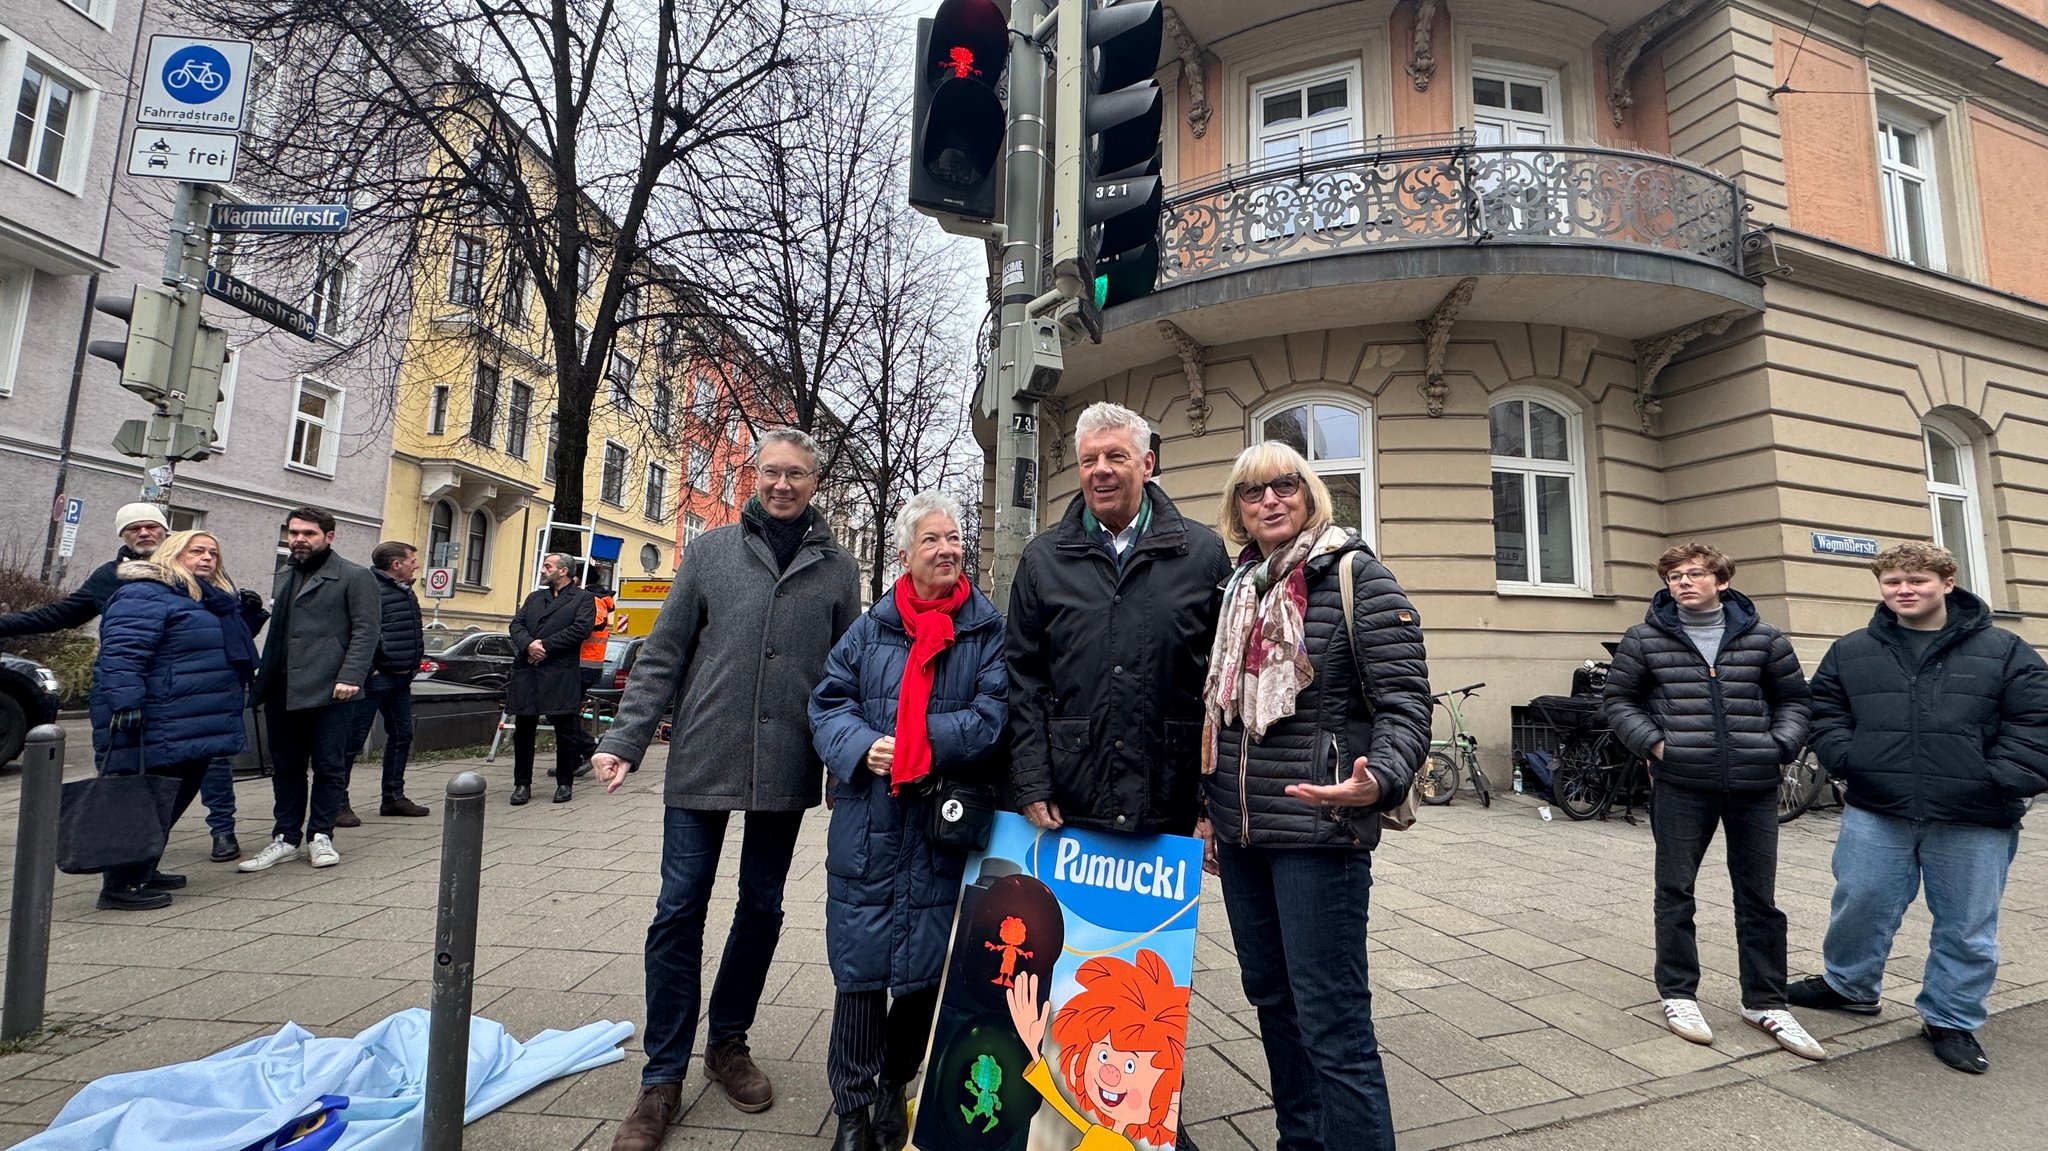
left=1157, top=134, right=1745, bottom=287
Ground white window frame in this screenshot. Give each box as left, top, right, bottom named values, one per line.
left=1468, top=58, right=1561, bottom=145
left=1923, top=415, right=1990, bottom=594
left=1489, top=387, right=1590, bottom=596
left=544, top=412, right=559, bottom=483
left=608, top=350, right=636, bottom=407
left=688, top=442, right=712, bottom=492
left=1877, top=109, right=1946, bottom=272
left=310, top=256, right=354, bottom=340
left=286, top=376, right=343, bottom=476
left=463, top=509, right=490, bottom=586
left=469, top=362, right=499, bottom=446
left=427, top=383, right=450, bottom=436
left=1248, top=392, right=1375, bottom=546
left=428, top=500, right=456, bottom=569
left=693, top=372, right=717, bottom=410
left=505, top=378, right=533, bottom=459
left=600, top=440, right=629, bottom=506
left=721, top=464, right=737, bottom=504
left=501, top=260, right=529, bottom=330
left=651, top=380, right=673, bottom=436
left=683, top=513, right=707, bottom=548
left=1249, top=63, right=1364, bottom=171
left=2, top=44, right=97, bottom=192
left=211, top=345, right=239, bottom=447
left=644, top=461, right=669, bottom=522
left=0, top=264, right=30, bottom=396
left=448, top=233, right=487, bottom=308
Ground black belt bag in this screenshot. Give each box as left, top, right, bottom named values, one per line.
left=927, top=778, right=997, bottom=852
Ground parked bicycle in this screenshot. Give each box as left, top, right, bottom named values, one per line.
left=1540, top=697, right=1651, bottom=823
left=1417, top=682, right=1488, bottom=807
left=1777, top=750, right=1843, bottom=823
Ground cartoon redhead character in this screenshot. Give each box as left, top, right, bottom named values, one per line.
left=1005, top=950, right=1188, bottom=1150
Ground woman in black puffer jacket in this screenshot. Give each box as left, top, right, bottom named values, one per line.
left=1200, top=442, right=1430, bottom=1151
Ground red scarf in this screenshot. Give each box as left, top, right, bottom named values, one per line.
left=891, top=573, right=972, bottom=794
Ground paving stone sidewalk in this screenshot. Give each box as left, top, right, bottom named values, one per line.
left=1, top=749, right=2044, bottom=1150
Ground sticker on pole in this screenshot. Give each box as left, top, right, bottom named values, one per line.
left=138, top=36, right=255, bottom=132
left=424, top=567, right=457, bottom=599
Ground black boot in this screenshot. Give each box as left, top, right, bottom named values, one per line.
left=871, top=1080, right=909, bottom=1151
left=97, top=884, right=172, bottom=911
left=510, top=785, right=531, bottom=806
left=831, top=1106, right=876, bottom=1151
left=210, top=832, right=240, bottom=862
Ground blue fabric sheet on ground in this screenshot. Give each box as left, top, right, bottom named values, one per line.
left=17, top=1009, right=633, bottom=1151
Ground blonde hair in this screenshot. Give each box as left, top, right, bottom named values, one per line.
left=148, top=531, right=237, bottom=601
left=1871, top=541, right=1958, bottom=579
left=1217, top=441, right=1334, bottom=548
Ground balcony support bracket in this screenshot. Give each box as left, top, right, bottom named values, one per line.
left=1157, top=320, right=1212, bottom=435
left=1608, top=0, right=1708, bottom=126
left=1408, top=1, right=1440, bottom=92
left=1163, top=8, right=1215, bottom=139
left=1632, top=310, right=1744, bottom=431
left=1416, top=277, right=1478, bottom=417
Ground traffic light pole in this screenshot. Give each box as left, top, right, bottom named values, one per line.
left=987, top=0, right=1051, bottom=609
left=145, top=181, right=218, bottom=506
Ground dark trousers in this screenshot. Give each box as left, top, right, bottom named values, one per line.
left=103, top=757, right=208, bottom=890
left=265, top=697, right=354, bottom=845
left=641, top=807, right=806, bottom=1085
left=200, top=756, right=236, bottom=835
left=1650, top=782, right=1788, bottom=1007
left=510, top=713, right=581, bottom=788
left=1216, top=842, right=1395, bottom=1151
left=344, top=672, right=416, bottom=801
left=827, top=986, right=940, bottom=1115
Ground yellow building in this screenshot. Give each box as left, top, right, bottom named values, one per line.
left=379, top=196, right=742, bottom=629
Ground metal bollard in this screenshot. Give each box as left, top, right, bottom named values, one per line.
left=4, top=725, right=64, bottom=1041
left=422, top=771, right=486, bottom=1151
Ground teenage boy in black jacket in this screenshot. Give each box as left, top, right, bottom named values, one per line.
left=1604, top=543, right=1822, bottom=1060
left=1789, top=542, right=2048, bottom=1074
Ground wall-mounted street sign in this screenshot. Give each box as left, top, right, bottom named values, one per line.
left=210, top=203, right=352, bottom=234
left=127, top=126, right=240, bottom=182
left=1811, top=532, right=1880, bottom=558
left=204, top=268, right=317, bottom=341
left=138, top=36, right=255, bottom=133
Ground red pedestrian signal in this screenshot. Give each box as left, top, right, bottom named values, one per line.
left=910, top=0, right=1009, bottom=222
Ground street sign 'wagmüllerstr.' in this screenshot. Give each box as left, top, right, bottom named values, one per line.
left=210, top=203, right=352, bottom=234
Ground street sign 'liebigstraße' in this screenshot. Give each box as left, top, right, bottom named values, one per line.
left=205, top=269, right=318, bottom=341
left=210, top=203, right=352, bottom=234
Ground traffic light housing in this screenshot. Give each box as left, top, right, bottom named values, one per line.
left=177, top=324, right=230, bottom=459
left=88, top=286, right=179, bottom=400
left=1053, top=0, right=1165, bottom=341
left=910, top=0, right=1009, bottom=224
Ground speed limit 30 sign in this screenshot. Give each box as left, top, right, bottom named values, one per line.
left=423, top=566, right=456, bottom=599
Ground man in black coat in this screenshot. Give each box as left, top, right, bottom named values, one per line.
left=0, top=503, right=168, bottom=638
left=343, top=541, right=431, bottom=819
left=507, top=552, right=595, bottom=805
left=1789, top=543, right=2048, bottom=1075
left=1603, top=543, right=1821, bottom=1060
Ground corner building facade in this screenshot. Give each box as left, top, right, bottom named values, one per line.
left=1017, top=0, right=2048, bottom=778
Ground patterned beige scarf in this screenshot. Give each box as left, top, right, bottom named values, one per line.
left=1202, top=525, right=1352, bottom=772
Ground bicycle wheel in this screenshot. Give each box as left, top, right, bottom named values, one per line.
left=1551, top=735, right=1615, bottom=821
left=1418, top=751, right=1460, bottom=805
left=1777, top=753, right=1827, bottom=823
left=1469, top=752, right=1492, bottom=807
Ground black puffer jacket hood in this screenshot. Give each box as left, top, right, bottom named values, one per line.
left=1601, top=588, right=1812, bottom=792
left=1808, top=588, right=2048, bottom=828
left=1205, top=538, right=1432, bottom=851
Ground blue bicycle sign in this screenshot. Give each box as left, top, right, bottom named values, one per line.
left=161, top=46, right=232, bottom=105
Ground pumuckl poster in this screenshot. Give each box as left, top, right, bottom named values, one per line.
left=912, top=811, right=1203, bottom=1151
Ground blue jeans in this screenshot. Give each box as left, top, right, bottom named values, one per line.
left=200, top=756, right=236, bottom=835
left=1821, top=804, right=2021, bottom=1031
left=641, top=807, right=806, bottom=1085
left=344, top=673, right=416, bottom=800
left=1215, top=842, right=1395, bottom=1151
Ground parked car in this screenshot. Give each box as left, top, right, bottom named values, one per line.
left=418, top=631, right=516, bottom=689
left=0, top=651, right=63, bottom=765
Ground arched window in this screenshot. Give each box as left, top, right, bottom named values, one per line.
left=1923, top=416, right=1990, bottom=592
left=428, top=500, right=455, bottom=570
left=1252, top=395, right=1372, bottom=540
left=1490, top=390, right=1587, bottom=591
left=464, top=511, right=490, bottom=585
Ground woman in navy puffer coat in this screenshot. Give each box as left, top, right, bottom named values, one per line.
left=90, top=530, right=266, bottom=910
left=808, top=493, right=1006, bottom=1151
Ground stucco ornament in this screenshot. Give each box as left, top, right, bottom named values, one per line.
left=1417, top=277, right=1479, bottom=417
left=1408, top=0, right=1441, bottom=91
left=1607, top=0, right=1708, bottom=126
left=1632, top=310, right=1745, bottom=431
left=1157, top=320, right=1212, bottom=435
left=1163, top=8, right=1214, bottom=139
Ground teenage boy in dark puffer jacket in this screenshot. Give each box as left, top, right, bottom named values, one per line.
left=1603, top=543, right=1822, bottom=1061
left=1789, top=542, right=2048, bottom=1075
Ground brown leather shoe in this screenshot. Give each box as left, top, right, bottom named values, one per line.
left=703, top=1036, right=773, bottom=1112
left=610, top=1082, right=682, bottom=1151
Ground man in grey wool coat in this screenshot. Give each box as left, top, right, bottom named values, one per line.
left=591, top=428, right=860, bottom=1151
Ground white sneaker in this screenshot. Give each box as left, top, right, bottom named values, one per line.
left=237, top=835, right=302, bottom=872
left=1745, top=1007, right=1826, bottom=1060
left=1663, top=997, right=1714, bottom=1044
left=308, top=833, right=341, bottom=868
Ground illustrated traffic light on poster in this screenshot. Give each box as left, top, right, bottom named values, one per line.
left=913, top=813, right=1202, bottom=1151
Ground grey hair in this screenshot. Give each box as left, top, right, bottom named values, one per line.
left=1074, top=401, right=1151, bottom=456
left=754, top=427, right=821, bottom=471
left=893, top=491, right=965, bottom=553
left=544, top=552, right=575, bottom=571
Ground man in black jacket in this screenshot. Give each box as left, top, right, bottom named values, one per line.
left=343, top=541, right=430, bottom=819
left=1789, top=543, right=2048, bottom=1074
left=507, top=553, right=595, bottom=805
left=1603, top=543, right=1822, bottom=1060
